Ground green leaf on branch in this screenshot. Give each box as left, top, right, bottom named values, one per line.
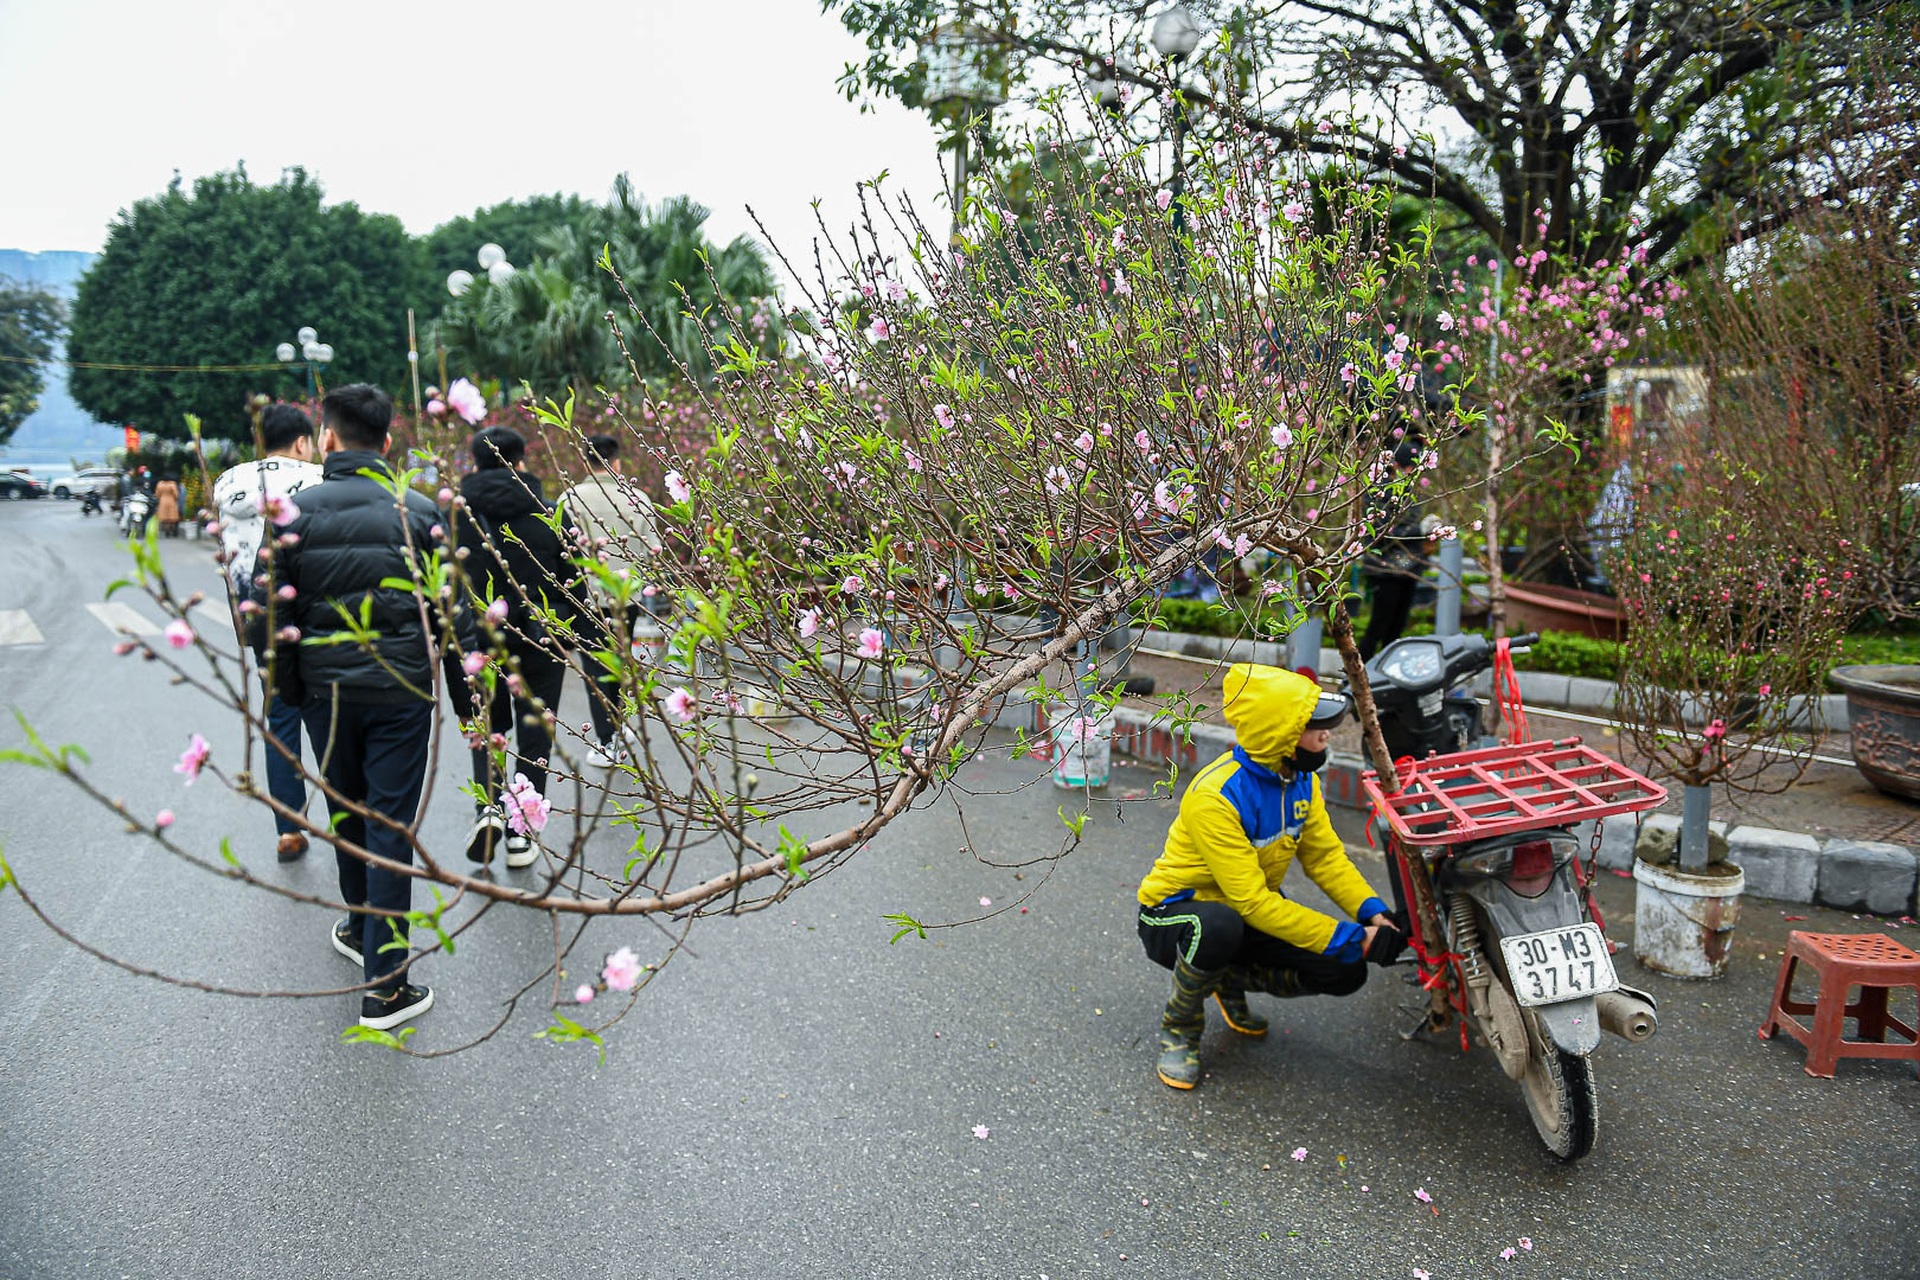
left=340, top=1024, right=417, bottom=1050
left=883, top=911, right=927, bottom=944
left=535, top=1014, right=607, bottom=1065
left=777, top=825, right=811, bottom=882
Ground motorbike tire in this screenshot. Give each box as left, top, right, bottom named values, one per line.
left=1520, top=1013, right=1598, bottom=1161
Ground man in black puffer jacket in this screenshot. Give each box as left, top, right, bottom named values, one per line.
left=449, top=425, right=590, bottom=870
left=254, top=383, right=460, bottom=1033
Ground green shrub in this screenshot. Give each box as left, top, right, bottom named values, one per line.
left=1510, top=631, right=1622, bottom=681
left=1835, top=629, right=1920, bottom=669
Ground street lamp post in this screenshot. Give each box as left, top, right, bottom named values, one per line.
left=275, top=326, right=333, bottom=418
left=1150, top=4, right=1204, bottom=286
left=920, top=20, right=1005, bottom=251
left=445, top=244, right=516, bottom=394
left=448, top=243, right=516, bottom=303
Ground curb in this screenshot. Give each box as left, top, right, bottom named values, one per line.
left=1097, top=712, right=1916, bottom=916
left=1132, top=627, right=1852, bottom=731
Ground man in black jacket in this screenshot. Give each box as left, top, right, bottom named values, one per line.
left=256, top=383, right=454, bottom=1032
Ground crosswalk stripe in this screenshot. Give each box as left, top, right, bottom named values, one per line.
left=0, top=609, right=44, bottom=645
left=86, top=601, right=160, bottom=637
left=193, top=600, right=235, bottom=634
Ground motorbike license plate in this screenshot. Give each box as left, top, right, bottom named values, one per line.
left=1499, top=923, right=1618, bottom=1007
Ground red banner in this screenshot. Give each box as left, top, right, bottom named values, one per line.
left=123, top=425, right=140, bottom=452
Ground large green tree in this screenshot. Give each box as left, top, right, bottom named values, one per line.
left=430, top=176, right=781, bottom=395
left=0, top=282, right=65, bottom=446
left=826, top=0, right=1909, bottom=270
left=67, top=168, right=423, bottom=440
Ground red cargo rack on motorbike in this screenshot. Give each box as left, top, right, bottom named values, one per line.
left=1361, top=737, right=1666, bottom=845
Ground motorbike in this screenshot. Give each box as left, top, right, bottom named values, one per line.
left=80, top=490, right=104, bottom=517
left=119, top=490, right=154, bottom=538
left=1353, top=632, right=1666, bottom=1161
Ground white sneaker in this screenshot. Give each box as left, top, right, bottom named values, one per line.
left=465, top=806, right=505, bottom=864
left=504, top=832, right=537, bottom=869
left=586, top=729, right=638, bottom=769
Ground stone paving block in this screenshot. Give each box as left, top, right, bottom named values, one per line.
left=1564, top=676, right=1617, bottom=713
left=1518, top=672, right=1572, bottom=707
left=1728, top=825, right=1820, bottom=903
left=1572, top=816, right=1640, bottom=872
left=1816, top=839, right=1918, bottom=915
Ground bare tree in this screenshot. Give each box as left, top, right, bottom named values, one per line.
left=826, top=0, right=1908, bottom=269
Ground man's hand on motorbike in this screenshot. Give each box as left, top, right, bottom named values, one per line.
left=1363, top=922, right=1410, bottom=967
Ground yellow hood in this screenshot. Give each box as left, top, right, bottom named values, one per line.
left=1221, top=663, right=1319, bottom=767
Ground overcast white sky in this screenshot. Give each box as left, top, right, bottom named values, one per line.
left=0, top=0, right=949, bottom=290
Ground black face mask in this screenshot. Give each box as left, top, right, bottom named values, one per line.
left=1291, top=745, right=1329, bottom=774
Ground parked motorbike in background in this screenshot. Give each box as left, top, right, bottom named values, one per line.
left=119, top=489, right=153, bottom=538
left=1354, top=632, right=1666, bottom=1161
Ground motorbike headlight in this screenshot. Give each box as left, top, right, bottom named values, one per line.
left=1377, top=640, right=1443, bottom=687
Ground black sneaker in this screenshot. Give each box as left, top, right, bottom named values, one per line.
left=504, top=832, right=537, bottom=869
left=465, top=806, right=505, bottom=864
left=359, top=983, right=433, bottom=1030
left=331, top=916, right=363, bottom=967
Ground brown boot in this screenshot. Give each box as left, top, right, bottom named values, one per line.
left=276, top=832, right=309, bottom=863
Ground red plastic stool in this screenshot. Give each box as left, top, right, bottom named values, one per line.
left=1758, top=931, right=1920, bottom=1080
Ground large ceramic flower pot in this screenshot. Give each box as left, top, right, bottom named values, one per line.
left=1829, top=664, right=1920, bottom=801
left=1501, top=582, right=1628, bottom=642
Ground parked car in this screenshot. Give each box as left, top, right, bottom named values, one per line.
left=52, top=468, right=122, bottom=500
left=0, top=472, right=48, bottom=500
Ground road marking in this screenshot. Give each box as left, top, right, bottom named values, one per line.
left=193, top=600, right=235, bottom=634
left=85, top=601, right=160, bottom=636
left=0, top=609, right=44, bottom=645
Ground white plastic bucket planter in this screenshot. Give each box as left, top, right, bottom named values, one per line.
left=1048, top=705, right=1113, bottom=789
left=1631, top=858, right=1745, bottom=979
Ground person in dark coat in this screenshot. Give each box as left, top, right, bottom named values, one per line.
left=253, top=383, right=467, bottom=1032
left=1358, top=440, right=1437, bottom=661
left=450, top=425, right=592, bottom=870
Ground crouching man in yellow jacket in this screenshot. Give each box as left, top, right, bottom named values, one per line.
left=1137, top=664, right=1407, bottom=1089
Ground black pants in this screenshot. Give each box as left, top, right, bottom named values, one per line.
left=1137, top=900, right=1366, bottom=997
left=1360, top=572, right=1417, bottom=661
left=575, top=602, right=636, bottom=747
left=450, top=647, right=568, bottom=807
left=302, top=695, right=433, bottom=990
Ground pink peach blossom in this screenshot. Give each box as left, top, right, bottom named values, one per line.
left=174, top=733, right=210, bottom=785
left=602, top=946, right=643, bottom=992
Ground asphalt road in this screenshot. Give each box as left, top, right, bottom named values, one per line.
left=2, top=497, right=1917, bottom=1279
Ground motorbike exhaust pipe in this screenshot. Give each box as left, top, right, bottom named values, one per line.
left=1595, top=989, right=1658, bottom=1043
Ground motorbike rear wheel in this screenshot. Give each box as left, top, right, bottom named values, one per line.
left=1520, top=1010, right=1597, bottom=1161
